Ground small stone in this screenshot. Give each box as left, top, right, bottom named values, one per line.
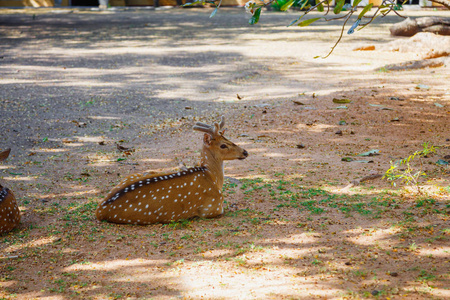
left=296, top=144, right=305, bottom=149
left=371, top=290, right=379, bottom=296
left=389, top=96, right=403, bottom=101
left=335, top=130, right=343, bottom=135
left=390, top=272, right=399, bottom=277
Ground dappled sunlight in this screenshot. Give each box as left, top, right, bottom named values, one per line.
left=417, top=246, right=450, bottom=258
left=73, top=136, right=107, bottom=143
left=326, top=185, right=388, bottom=196
left=33, top=148, right=68, bottom=153
left=201, top=249, right=234, bottom=258
left=345, top=227, right=401, bottom=246
left=429, top=289, right=450, bottom=298
left=240, top=174, right=272, bottom=181
left=0, top=165, right=15, bottom=170
left=296, top=123, right=334, bottom=132
left=289, top=158, right=314, bottom=163
left=263, top=233, right=319, bottom=246
left=263, top=152, right=289, bottom=158
left=87, top=115, right=121, bottom=120
left=2, top=176, right=36, bottom=182
left=65, top=258, right=166, bottom=272
left=55, top=142, right=86, bottom=147
left=3, top=236, right=61, bottom=254
left=37, top=188, right=101, bottom=200
left=179, top=267, right=342, bottom=299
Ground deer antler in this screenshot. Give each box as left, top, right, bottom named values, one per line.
left=193, top=116, right=225, bottom=136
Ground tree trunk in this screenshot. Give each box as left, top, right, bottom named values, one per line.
left=390, top=17, right=450, bottom=37
left=430, top=0, right=450, bottom=10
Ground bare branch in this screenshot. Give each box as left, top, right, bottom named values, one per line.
left=323, top=12, right=353, bottom=59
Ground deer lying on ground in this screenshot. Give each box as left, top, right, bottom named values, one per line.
left=96, top=116, right=248, bottom=225
left=0, top=149, right=21, bottom=234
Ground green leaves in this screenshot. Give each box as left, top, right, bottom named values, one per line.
left=333, top=0, right=345, bottom=14
left=182, top=0, right=203, bottom=6
left=210, top=7, right=218, bottom=18
left=358, top=3, right=373, bottom=19
left=298, top=0, right=310, bottom=9
left=332, top=98, right=351, bottom=103
left=352, top=0, right=362, bottom=7
left=298, top=17, right=322, bottom=27
left=316, top=0, right=324, bottom=12
left=249, top=7, right=262, bottom=25
left=280, top=0, right=295, bottom=11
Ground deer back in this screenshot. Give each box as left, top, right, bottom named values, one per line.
left=96, top=166, right=224, bottom=225
left=0, top=149, right=20, bottom=234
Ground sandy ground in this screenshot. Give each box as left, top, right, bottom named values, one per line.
left=0, top=7, right=449, bottom=300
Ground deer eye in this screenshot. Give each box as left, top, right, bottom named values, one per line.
left=220, top=144, right=228, bottom=149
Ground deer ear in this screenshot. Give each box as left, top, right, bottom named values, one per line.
left=203, top=133, right=212, bottom=146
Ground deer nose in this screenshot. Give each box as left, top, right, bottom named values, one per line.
left=243, top=150, right=248, bottom=157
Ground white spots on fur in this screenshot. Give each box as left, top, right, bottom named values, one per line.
left=98, top=162, right=233, bottom=225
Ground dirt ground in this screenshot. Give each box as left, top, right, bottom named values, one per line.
left=0, top=7, right=449, bottom=300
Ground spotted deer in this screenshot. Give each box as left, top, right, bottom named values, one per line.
left=0, top=149, right=21, bottom=234
left=96, top=116, right=248, bottom=225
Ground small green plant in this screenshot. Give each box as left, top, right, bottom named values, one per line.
left=408, top=242, right=418, bottom=251
left=383, top=142, right=437, bottom=193
left=416, top=270, right=436, bottom=283
left=165, top=219, right=192, bottom=229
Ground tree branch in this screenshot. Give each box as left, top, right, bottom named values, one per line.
left=429, top=0, right=450, bottom=9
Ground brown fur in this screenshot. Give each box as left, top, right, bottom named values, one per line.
left=96, top=117, right=248, bottom=225
left=0, top=149, right=20, bottom=234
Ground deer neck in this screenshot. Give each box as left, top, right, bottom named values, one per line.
left=200, top=146, right=224, bottom=189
